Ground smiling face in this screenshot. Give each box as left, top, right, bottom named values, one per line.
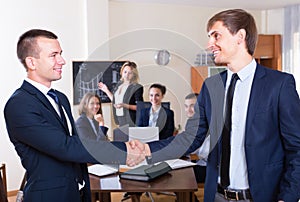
left=207, top=21, right=242, bottom=66
left=184, top=97, right=196, bottom=118
left=121, top=65, right=134, bottom=83
left=86, top=96, right=101, bottom=118
left=26, top=37, right=66, bottom=87
left=149, top=87, right=164, bottom=108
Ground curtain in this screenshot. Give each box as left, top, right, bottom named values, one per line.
left=283, top=4, right=300, bottom=92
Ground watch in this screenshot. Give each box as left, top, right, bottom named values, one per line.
left=155, top=49, right=171, bottom=66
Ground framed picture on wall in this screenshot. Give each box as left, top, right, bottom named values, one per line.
left=72, top=61, right=126, bottom=105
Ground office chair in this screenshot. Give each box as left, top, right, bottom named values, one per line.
left=0, top=163, right=8, bottom=202
left=113, top=125, right=129, bottom=142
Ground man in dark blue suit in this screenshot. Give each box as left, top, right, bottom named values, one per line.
left=130, top=9, right=300, bottom=202
left=4, top=29, right=144, bottom=202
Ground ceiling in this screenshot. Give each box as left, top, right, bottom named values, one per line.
left=111, top=0, right=300, bottom=10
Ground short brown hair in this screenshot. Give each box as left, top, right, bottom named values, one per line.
left=17, top=29, right=57, bottom=70
left=185, top=93, right=199, bottom=100
left=207, top=9, right=258, bottom=55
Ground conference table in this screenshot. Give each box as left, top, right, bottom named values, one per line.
left=89, top=167, right=198, bottom=202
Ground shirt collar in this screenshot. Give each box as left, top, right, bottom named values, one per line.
left=150, top=105, right=161, bottom=115
left=227, top=59, right=256, bottom=82
left=25, top=78, right=51, bottom=96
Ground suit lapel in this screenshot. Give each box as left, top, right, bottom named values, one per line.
left=92, top=119, right=99, bottom=134
left=57, top=92, right=77, bottom=135
left=22, top=81, right=57, bottom=115
left=245, top=64, right=266, bottom=138
left=156, top=107, right=167, bottom=129
left=21, top=81, right=70, bottom=133
left=217, top=73, right=227, bottom=162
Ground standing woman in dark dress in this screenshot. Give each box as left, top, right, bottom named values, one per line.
left=98, top=61, right=143, bottom=127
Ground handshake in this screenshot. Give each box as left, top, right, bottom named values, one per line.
left=125, top=140, right=152, bottom=166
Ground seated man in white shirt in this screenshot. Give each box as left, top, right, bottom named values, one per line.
left=184, top=93, right=209, bottom=183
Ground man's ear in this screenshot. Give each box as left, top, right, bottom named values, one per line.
left=25, top=56, right=36, bottom=70
left=237, top=29, right=246, bottom=44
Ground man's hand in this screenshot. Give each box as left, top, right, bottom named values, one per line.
left=129, top=140, right=151, bottom=157
left=128, top=140, right=152, bottom=164
left=125, top=141, right=145, bottom=166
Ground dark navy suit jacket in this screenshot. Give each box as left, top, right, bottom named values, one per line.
left=4, top=81, right=127, bottom=202
left=138, top=106, right=175, bottom=140
left=148, top=64, right=300, bottom=202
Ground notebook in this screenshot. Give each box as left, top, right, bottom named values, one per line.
left=119, top=161, right=171, bottom=181
left=128, top=127, right=159, bottom=143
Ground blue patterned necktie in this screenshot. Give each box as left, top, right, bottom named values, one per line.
left=47, top=89, right=68, bottom=130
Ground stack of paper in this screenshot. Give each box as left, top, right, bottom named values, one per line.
left=119, top=158, right=196, bottom=173
left=164, top=159, right=197, bottom=169
left=88, top=164, right=118, bottom=177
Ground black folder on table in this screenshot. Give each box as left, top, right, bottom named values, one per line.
left=119, top=162, right=171, bottom=181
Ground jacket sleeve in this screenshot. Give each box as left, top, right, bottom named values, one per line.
left=277, top=74, right=300, bottom=201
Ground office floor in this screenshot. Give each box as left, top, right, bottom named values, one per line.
left=8, top=187, right=204, bottom=201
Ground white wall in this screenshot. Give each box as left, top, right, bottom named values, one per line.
left=263, top=8, right=284, bottom=35
left=108, top=1, right=263, bottom=129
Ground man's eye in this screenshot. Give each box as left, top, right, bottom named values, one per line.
left=214, top=33, right=221, bottom=40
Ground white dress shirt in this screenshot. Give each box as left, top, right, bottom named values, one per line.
left=149, top=106, right=161, bottom=127
left=221, top=59, right=256, bottom=189
left=114, top=83, right=129, bottom=116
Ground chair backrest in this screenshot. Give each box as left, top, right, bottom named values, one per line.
left=135, top=101, right=171, bottom=125
left=113, top=125, right=129, bottom=142
left=0, top=163, right=8, bottom=202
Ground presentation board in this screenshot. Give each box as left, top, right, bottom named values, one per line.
left=72, top=61, right=125, bottom=105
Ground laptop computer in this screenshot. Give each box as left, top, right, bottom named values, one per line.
left=128, top=127, right=159, bottom=143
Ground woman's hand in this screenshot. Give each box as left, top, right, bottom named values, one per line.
left=98, top=82, right=113, bottom=101
left=94, top=114, right=104, bottom=126
left=98, top=82, right=108, bottom=93
left=114, top=103, right=129, bottom=109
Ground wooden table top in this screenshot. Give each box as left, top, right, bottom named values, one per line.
left=89, top=167, right=198, bottom=193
